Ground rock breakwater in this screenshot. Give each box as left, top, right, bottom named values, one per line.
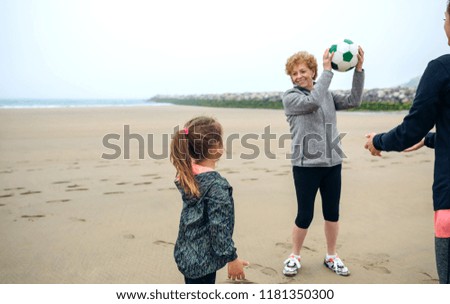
left=150, top=86, right=416, bottom=104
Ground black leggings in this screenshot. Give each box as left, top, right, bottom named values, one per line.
left=293, top=165, right=341, bottom=229
left=184, top=272, right=216, bottom=284
left=435, top=237, right=450, bottom=284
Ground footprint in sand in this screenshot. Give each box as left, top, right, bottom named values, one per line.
left=20, top=190, right=42, bottom=195
left=116, top=182, right=129, bottom=185
left=0, top=193, right=14, bottom=198
left=241, top=178, right=258, bottom=181
left=226, top=279, right=256, bottom=284
left=250, top=167, right=261, bottom=171
left=52, top=181, right=71, bottom=184
left=66, top=188, right=89, bottom=192
left=21, top=215, right=45, bottom=221
left=153, top=240, right=175, bottom=247
left=70, top=217, right=86, bottom=222
left=420, top=272, right=439, bottom=283
left=250, top=168, right=275, bottom=173
left=275, top=242, right=317, bottom=253
left=46, top=199, right=71, bottom=204
left=66, top=184, right=89, bottom=191
left=142, top=174, right=158, bottom=177
left=350, top=253, right=391, bottom=274
left=157, top=187, right=176, bottom=191
left=0, top=204, right=6, bottom=207
left=4, top=187, right=25, bottom=191
left=103, top=191, right=124, bottom=195
left=226, top=171, right=240, bottom=174
left=274, top=171, right=290, bottom=176
left=275, top=242, right=292, bottom=251
left=248, top=263, right=278, bottom=277
left=123, top=234, right=135, bottom=239
left=67, top=184, right=81, bottom=188
left=134, top=182, right=153, bottom=186
left=362, top=264, right=391, bottom=274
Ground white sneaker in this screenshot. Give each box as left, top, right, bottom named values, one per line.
left=283, top=255, right=301, bottom=276
left=324, top=256, right=350, bottom=276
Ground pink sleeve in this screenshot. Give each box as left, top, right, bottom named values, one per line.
left=434, top=210, right=450, bottom=238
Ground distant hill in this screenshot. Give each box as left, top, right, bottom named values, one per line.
left=401, top=76, right=421, bottom=88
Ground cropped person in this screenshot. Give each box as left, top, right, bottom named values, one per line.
left=365, top=1, right=450, bottom=284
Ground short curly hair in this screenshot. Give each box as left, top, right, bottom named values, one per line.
left=285, top=51, right=318, bottom=80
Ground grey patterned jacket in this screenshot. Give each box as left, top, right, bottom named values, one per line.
left=174, top=171, right=238, bottom=279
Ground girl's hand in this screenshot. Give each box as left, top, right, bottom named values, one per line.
left=323, top=48, right=334, bottom=71
left=227, top=258, right=249, bottom=280
left=356, top=46, right=364, bottom=72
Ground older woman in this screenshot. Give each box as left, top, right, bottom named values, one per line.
left=282, top=47, right=364, bottom=276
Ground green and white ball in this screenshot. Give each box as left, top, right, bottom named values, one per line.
left=329, top=39, right=358, bottom=72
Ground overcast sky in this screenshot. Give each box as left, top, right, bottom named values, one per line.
left=1, top=0, right=448, bottom=99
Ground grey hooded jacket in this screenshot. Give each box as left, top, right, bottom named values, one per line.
left=174, top=171, right=238, bottom=279
left=282, top=70, right=365, bottom=167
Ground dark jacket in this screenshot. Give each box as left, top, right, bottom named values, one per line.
left=373, top=54, right=450, bottom=211
left=174, top=171, right=237, bottom=279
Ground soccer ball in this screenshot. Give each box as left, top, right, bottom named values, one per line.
left=329, top=39, right=359, bottom=72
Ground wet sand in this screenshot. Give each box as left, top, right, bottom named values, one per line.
left=0, top=105, right=437, bottom=283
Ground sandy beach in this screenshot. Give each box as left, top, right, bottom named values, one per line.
left=0, top=105, right=437, bottom=284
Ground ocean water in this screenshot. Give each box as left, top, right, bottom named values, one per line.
left=0, top=99, right=171, bottom=109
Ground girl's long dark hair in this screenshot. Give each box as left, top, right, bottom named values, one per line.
left=170, top=116, right=223, bottom=197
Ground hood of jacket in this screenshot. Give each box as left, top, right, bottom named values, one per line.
left=175, top=171, right=222, bottom=206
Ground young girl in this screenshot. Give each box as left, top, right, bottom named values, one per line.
left=170, top=116, right=248, bottom=284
